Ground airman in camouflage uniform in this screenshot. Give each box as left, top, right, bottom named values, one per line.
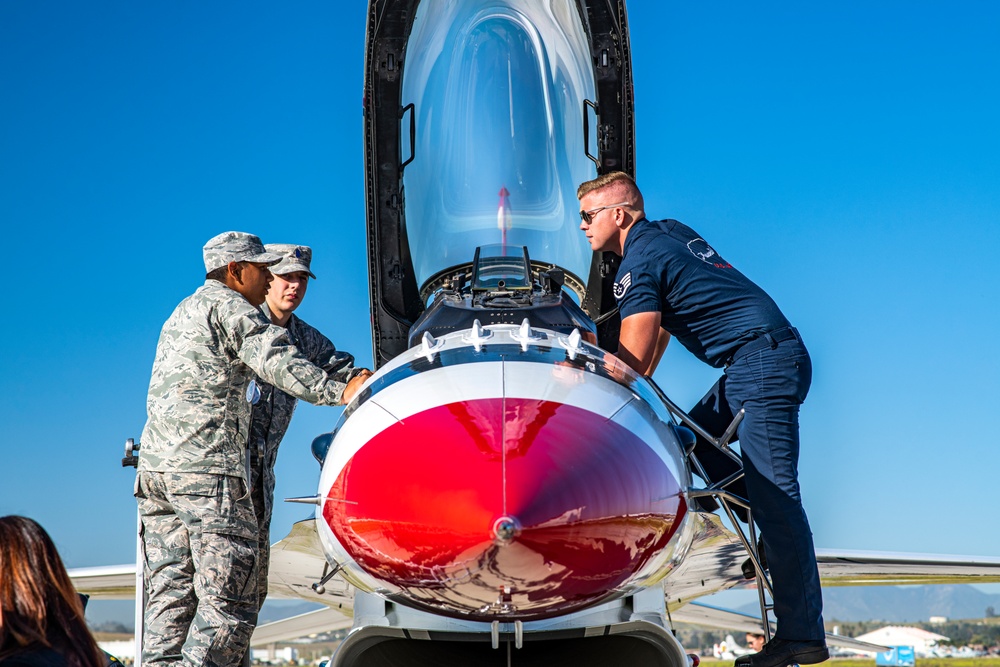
left=245, top=244, right=371, bottom=612
left=135, top=232, right=368, bottom=667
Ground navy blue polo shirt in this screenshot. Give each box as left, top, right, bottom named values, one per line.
left=615, top=219, right=790, bottom=368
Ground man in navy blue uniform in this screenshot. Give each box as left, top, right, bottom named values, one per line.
left=577, top=172, right=828, bottom=667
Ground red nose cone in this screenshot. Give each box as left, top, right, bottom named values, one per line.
left=323, top=398, right=685, bottom=619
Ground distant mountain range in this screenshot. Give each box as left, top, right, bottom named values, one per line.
left=738, top=585, right=1000, bottom=623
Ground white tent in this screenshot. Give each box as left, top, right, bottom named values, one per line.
left=854, top=626, right=949, bottom=656
left=99, top=640, right=136, bottom=661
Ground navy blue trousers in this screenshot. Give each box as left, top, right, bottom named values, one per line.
left=688, top=328, right=825, bottom=640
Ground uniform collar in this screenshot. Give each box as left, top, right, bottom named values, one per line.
left=622, top=217, right=650, bottom=255
left=261, top=302, right=299, bottom=329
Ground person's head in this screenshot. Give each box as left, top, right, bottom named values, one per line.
left=0, top=516, right=104, bottom=667
left=746, top=633, right=766, bottom=652
left=263, top=244, right=316, bottom=324
left=576, top=172, right=645, bottom=255
left=203, top=231, right=283, bottom=307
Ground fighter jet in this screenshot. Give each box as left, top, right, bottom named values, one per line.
left=77, top=0, right=1000, bottom=665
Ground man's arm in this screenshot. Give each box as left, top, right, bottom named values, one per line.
left=219, top=297, right=349, bottom=406
left=617, top=311, right=663, bottom=375
left=297, top=319, right=372, bottom=403
left=649, top=327, right=672, bottom=375
left=296, top=320, right=356, bottom=379
left=242, top=327, right=349, bottom=405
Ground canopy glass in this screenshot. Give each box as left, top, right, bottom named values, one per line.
left=401, top=0, right=598, bottom=300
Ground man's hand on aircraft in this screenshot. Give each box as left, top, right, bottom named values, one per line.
left=342, top=369, right=374, bottom=404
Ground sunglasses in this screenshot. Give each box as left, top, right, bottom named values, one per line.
left=579, top=201, right=630, bottom=223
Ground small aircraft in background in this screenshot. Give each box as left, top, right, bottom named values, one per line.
left=75, top=0, right=1000, bottom=665
left=714, top=634, right=755, bottom=660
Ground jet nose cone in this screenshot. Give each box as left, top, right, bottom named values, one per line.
left=321, top=393, right=687, bottom=620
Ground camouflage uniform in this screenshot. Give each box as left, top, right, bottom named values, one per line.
left=136, top=233, right=349, bottom=667
left=248, top=304, right=355, bottom=610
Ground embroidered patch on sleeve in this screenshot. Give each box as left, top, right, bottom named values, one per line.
left=613, top=271, right=632, bottom=299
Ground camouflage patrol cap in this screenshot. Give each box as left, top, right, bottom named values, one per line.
left=264, top=243, right=317, bottom=279
left=203, top=231, right=283, bottom=273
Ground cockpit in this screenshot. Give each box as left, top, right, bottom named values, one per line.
left=363, top=0, right=635, bottom=365
left=400, top=0, right=598, bottom=299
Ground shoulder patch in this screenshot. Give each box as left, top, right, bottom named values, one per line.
left=686, top=238, right=718, bottom=263
left=613, top=271, right=632, bottom=299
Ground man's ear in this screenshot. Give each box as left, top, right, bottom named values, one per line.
left=228, top=261, right=242, bottom=282
left=617, top=210, right=633, bottom=230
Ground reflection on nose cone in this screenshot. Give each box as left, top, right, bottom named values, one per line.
left=322, top=397, right=686, bottom=620
left=492, top=515, right=520, bottom=544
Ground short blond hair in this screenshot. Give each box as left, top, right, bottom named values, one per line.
left=577, top=172, right=644, bottom=213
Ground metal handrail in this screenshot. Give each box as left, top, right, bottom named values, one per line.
left=646, top=375, right=774, bottom=641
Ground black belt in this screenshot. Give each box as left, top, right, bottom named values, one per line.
left=725, top=326, right=800, bottom=367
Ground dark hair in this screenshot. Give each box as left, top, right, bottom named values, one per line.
left=0, top=516, right=104, bottom=667
left=206, top=265, right=229, bottom=281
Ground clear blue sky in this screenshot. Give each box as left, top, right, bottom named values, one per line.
left=2, top=0, right=998, bottom=623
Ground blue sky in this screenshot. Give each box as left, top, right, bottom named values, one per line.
left=1, top=1, right=998, bottom=623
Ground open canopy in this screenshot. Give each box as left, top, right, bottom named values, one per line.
left=401, top=0, right=597, bottom=294
left=363, top=0, right=635, bottom=365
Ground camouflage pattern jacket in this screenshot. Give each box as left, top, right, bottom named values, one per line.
left=248, top=306, right=354, bottom=518
left=139, top=280, right=348, bottom=477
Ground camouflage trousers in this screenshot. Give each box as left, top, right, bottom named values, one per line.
left=249, top=471, right=273, bottom=612
left=136, top=471, right=259, bottom=667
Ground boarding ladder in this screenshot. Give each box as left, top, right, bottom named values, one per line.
left=645, top=377, right=776, bottom=643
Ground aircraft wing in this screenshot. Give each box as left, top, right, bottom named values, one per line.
left=251, top=607, right=353, bottom=646
left=660, top=511, right=1000, bottom=644
left=815, top=549, right=1000, bottom=586
left=67, top=564, right=137, bottom=599
left=266, top=518, right=355, bottom=616
left=71, top=513, right=1000, bottom=646
left=68, top=520, right=352, bottom=605
left=663, top=512, right=1000, bottom=611
left=670, top=601, right=890, bottom=653
left=68, top=519, right=354, bottom=644
left=661, top=512, right=749, bottom=606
